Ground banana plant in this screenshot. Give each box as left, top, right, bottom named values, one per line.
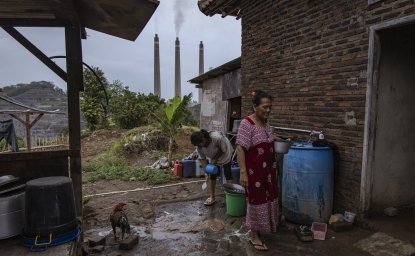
left=154, top=94, right=192, bottom=163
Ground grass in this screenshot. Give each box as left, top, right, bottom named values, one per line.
left=108, top=140, right=125, bottom=156
left=83, top=153, right=173, bottom=185
left=82, top=125, right=198, bottom=185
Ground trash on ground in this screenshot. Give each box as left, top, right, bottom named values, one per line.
left=294, top=225, right=314, bottom=242
left=149, top=156, right=170, bottom=169
left=330, top=221, right=354, bottom=232
left=383, top=207, right=399, bottom=217
left=344, top=211, right=356, bottom=223
left=311, top=222, right=327, bottom=240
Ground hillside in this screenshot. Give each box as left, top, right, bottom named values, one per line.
left=0, top=81, right=84, bottom=146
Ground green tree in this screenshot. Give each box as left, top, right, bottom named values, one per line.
left=109, top=81, right=166, bottom=129
left=80, top=67, right=109, bottom=130
left=139, top=93, right=166, bottom=124
left=154, top=94, right=192, bottom=162
left=109, top=85, right=145, bottom=129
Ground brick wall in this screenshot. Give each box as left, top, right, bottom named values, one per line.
left=240, top=0, right=415, bottom=213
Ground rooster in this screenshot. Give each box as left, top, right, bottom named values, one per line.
left=109, top=202, right=131, bottom=240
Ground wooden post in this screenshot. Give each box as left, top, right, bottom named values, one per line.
left=25, top=113, right=31, bottom=151
left=65, top=24, right=83, bottom=220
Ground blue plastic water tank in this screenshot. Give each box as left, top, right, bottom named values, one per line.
left=182, top=160, right=196, bottom=177
left=282, top=142, right=334, bottom=224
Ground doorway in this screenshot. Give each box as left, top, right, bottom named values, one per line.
left=227, top=96, right=241, bottom=133
left=362, top=19, right=415, bottom=216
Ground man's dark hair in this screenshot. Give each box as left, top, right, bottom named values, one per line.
left=190, top=129, right=210, bottom=146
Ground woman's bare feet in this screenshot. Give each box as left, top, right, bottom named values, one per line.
left=249, top=231, right=268, bottom=251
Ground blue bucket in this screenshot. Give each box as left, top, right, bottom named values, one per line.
left=205, top=164, right=219, bottom=175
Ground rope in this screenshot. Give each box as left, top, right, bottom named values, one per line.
left=84, top=179, right=205, bottom=198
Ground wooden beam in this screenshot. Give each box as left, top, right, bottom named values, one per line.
left=1, top=27, right=67, bottom=82
left=25, top=113, right=31, bottom=151
left=29, top=113, right=44, bottom=128
left=65, top=24, right=83, bottom=220
left=0, top=18, right=66, bottom=27
left=48, top=0, right=86, bottom=39
left=9, top=112, right=31, bottom=150
left=8, top=112, right=44, bottom=151
left=9, top=113, right=26, bottom=125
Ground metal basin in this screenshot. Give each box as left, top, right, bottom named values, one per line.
left=223, top=183, right=245, bottom=194
left=0, top=191, right=25, bottom=239
left=0, top=175, right=19, bottom=187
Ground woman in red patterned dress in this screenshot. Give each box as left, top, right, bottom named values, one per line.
left=236, top=90, right=278, bottom=251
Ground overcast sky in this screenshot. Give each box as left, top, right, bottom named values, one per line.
left=0, top=0, right=241, bottom=100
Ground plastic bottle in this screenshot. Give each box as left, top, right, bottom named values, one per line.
left=173, top=161, right=183, bottom=177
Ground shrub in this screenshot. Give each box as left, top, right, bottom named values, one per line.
left=111, top=126, right=176, bottom=156
left=0, top=136, right=25, bottom=151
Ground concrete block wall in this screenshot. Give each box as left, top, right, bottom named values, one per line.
left=239, top=0, right=415, bottom=213
left=199, top=77, right=229, bottom=133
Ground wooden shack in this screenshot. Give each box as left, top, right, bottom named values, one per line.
left=0, top=0, right=159, bottom=221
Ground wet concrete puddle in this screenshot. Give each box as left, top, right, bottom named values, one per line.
left=86, top=198, right=249, bottom=255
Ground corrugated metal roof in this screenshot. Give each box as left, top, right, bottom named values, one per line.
left=198, top=0, right=241, bottom=17
left=188, top=57, right=241, bottom=84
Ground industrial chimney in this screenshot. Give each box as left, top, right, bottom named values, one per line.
left=154, top=34, right=161, bottom=97
left=175, top=37, right=181, bottom=98
left=198, top=41, right=204, bottom=103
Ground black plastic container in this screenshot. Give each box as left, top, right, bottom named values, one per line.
left=24, top=176, right=78, bottom=237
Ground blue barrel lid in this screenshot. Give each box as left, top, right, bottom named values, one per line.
left=290, top=141, right=331, bottom=150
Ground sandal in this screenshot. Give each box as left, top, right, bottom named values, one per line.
left=249, top=239, right=268, bottom=251
left=204, top=197, right=216, bottom=206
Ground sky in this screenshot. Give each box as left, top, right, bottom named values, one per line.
left=0, top=0, right=241, bottom=101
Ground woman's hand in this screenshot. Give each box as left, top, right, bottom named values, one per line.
left=240, top=171, right=248, bottom=188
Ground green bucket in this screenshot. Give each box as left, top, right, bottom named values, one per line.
left=225, top=191, right=246, bottom=217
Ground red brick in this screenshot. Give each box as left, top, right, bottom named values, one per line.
left=240, top=0, right=415, bottom=213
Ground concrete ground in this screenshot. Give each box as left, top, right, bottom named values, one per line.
left=83, top=196, right=401, bottom=256
left=2, top=192, right=414, bottom=256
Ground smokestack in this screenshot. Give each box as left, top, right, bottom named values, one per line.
left=199, top=41, right=204, bottom=75
left=198, top=41, right=204, bottom=103
left=175, top=37, right=181, bottom=98
left=154, top=34, right=161, bottom=97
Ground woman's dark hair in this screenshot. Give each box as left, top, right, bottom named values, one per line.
left=252, top=90, right=273, bottom=106
left=190, top=129, right=210, bottom=146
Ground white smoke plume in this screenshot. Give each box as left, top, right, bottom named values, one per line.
left=173, top=0, right=192, bottom=36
